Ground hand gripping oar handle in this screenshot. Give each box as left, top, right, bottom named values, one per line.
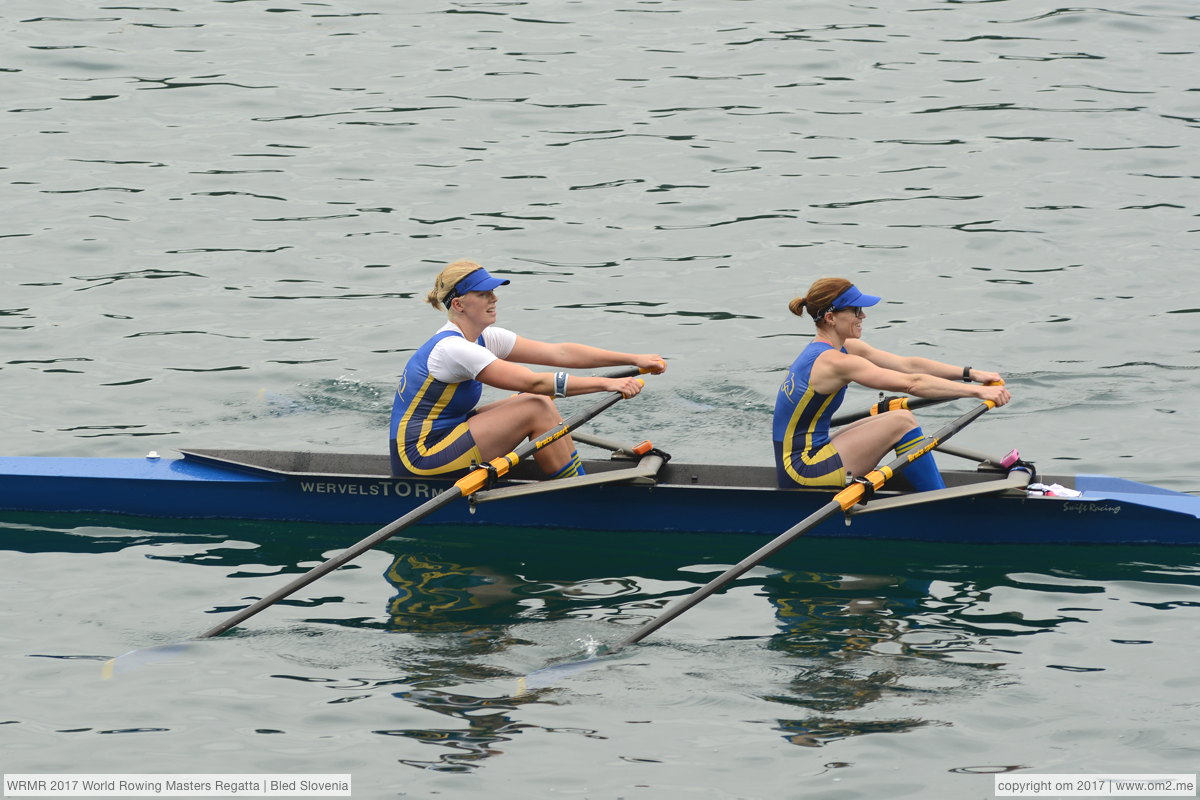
left=830, top=373, right=995, bottom=427
left=197, top=367, right=646, bottom=639
left=610, top=395, right=1001, bottom=652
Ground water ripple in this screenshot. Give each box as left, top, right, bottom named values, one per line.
left=5, top=0, right=1200, bottom=792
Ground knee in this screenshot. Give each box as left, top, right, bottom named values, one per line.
left=516, top=393, right=560, bottom=423
left=890, top=409, right=918, bottom=431
left=884, top=410, right=921, bottom=441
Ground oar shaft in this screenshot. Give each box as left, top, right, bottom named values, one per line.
left=511, top=391, right=626, bottom=462
left=830, top=395, right=950, bottom=427
left=198, top=486, right=465, bottom=639
left=199, top=373, right=642, bottom=639
left=613, top=397, right=999, bottom=651
left=615, top=500, right=843, bottom=649
left=833, top=399, right=996, bottom=510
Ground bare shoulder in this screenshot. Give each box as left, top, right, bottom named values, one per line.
left=810, top=347, right=862, bottom=391
left=843, top=338, right=873, bottom=357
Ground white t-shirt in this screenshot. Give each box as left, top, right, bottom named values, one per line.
left=427, top=322, right=517, bottom=383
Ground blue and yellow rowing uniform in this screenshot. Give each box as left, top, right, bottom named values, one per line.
left=773, top=341, right=848, bottom=488
left=390, top=329, right=485, bottom=477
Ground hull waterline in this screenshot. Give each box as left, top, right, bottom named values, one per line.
left=0, top=449, right=1196, bottom=545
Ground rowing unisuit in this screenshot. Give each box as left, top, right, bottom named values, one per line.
left=389, top=322, right=516, bottom=477
left=773, top=341, right=848, bottom=488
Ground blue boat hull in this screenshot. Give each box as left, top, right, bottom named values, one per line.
left=0, top=450, right=1196, bottom=545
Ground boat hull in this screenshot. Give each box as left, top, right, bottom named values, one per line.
left=0, top=450, right=1196, bottom=545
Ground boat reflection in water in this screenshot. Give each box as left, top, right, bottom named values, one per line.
left=365, top=532, right=1198, bottom=768
left=5, top=513, right=1196, bottom=772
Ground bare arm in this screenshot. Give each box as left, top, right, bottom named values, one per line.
left=476, top=358, right=646, bottom=399
left=507, top=337, right=667, bottom=375
left=845, top=339, right=1002, bottom=385
left=817, top=348, right=1011, bottom=406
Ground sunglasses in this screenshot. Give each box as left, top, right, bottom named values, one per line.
left=839, top=306, right=865, bottom=318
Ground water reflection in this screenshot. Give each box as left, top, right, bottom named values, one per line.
left=776, top=711, right=936, bottom=749
left=381, top=548, right=646, bottom=634
left=756, top=568, right=998, bottom=748
left=381, top=688, right=537, bottom=773
left=763, top=567, right=1095, bottom=662
left=5, top=515, right=1198, bottom=766
left=385, top=552, right=525, bottom=635
left=598, top=542, right=1198, bottom=751
left=366, top=534, right=1200, bottom=762
left=369, top=555, right=963, bottom=764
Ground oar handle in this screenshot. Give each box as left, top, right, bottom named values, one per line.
left=601, top=365, right=656, bottom=378
left=831, top=395, right=950, bottom=427
left=831, top=379, right=1003, bottom=427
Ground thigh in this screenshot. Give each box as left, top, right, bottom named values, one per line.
left=467, top=394, right=558, bottom=460
left=830, top=413, right=915, bottom=476
left=394, top=420, right=481, bottom=477
left=776, top=439, right=846, bottom=488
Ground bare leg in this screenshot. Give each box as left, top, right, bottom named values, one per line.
left=829, top=410, right=920, bottom=478
left=468, top=394, right=575, bottom=474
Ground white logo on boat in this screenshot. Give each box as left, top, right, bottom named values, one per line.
left=1062, top=501, right=1121, bottom=515
left=298, top=479, right=437, bottom=498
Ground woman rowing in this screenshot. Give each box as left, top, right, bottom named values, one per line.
left=774, top=277, right=1011, bottom=492
left=390, top=260, right=667, bottom=479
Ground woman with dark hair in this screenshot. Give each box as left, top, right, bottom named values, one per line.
left=390, top=260, right=666, bottom=479
left=774, top=277, right=1011, bottom=491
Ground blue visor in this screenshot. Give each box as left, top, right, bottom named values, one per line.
left=450, top=268, right=510, bottom=300
left=831, top=285, right=881, bottom=310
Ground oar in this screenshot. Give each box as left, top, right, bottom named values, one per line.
left=610, top=395, right=1000, bottom=652
left=103, top=368, right=647, bottom=677
left=515, top=395, right=1003, bottom=692
left=197, top=370, right=645, bottom=640
left=831, top=369, right=983, bottom=427
left=830, top=394, right=952, bottom=427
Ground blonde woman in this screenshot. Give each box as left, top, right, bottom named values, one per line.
left=774, top=277, right=1010, bottom=491
left=390, top=260, right=667, bottom=479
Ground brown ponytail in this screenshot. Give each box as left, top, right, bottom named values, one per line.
left=789, top=277, right=853, bottom=324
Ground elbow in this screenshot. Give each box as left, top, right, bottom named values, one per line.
left=904, top=374, right=948, bottom=398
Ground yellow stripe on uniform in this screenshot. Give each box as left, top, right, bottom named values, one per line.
left=781, top=386, right=846, bottom=487
left=396, top=376, right=482, bottom=476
